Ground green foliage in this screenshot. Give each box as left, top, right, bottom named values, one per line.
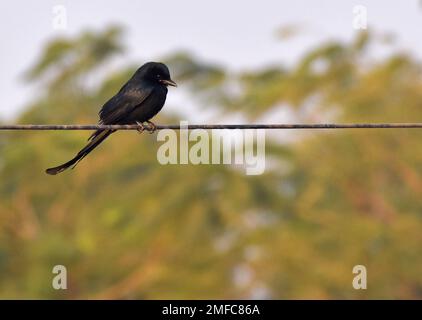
left=0, top=27, right=421, bottom=299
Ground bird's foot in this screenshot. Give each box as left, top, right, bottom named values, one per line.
left=145, top=121, right=157, bottom=134
left=136, top=121, right=146, bottom=134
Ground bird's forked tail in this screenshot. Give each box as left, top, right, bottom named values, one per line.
left=45, top=129, right=114, bottom=175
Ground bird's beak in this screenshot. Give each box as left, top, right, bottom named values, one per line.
left=160, top=79, right=177, bottom=87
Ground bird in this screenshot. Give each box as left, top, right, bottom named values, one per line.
left=45, top=62, right=177, bottom=175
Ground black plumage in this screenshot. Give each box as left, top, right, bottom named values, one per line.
left=46, top=62, right=176, bottom=175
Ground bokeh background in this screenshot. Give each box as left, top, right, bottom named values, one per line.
left=1, top=0, right=422, bottom=299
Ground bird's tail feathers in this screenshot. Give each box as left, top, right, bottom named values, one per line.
left=45, top=129, right=113, bottom=175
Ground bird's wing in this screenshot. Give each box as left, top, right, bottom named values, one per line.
left=99, top=85, right=154, bottom=125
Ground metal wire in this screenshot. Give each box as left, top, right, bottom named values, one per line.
left=1, top=123, right=422, bottom=130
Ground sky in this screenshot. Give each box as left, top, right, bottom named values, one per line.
left=0, top=0, right=422, bottom=120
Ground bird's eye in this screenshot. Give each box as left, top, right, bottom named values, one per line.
left=156, top=74, right=161, bottom=79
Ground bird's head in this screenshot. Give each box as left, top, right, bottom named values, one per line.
left=135, top=62, right=177, bottom=87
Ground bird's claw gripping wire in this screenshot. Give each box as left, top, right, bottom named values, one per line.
left=136, top=121, right=157, bottom=134
left=146, top=121, right=157, bottom=134
left=136, top=121, right=146, bottom=134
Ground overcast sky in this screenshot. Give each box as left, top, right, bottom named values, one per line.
left=1, top=0, right=421, bottom=120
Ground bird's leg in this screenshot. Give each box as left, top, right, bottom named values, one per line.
left=146, top=120, right=157, bottom=134
left=136, top=121, right=146, bottom=134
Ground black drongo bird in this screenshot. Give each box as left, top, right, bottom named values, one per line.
left=45, top=62, right=177, bottom=175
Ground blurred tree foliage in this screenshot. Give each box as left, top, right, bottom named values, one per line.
left=0, top=27, right=421, bottom=299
